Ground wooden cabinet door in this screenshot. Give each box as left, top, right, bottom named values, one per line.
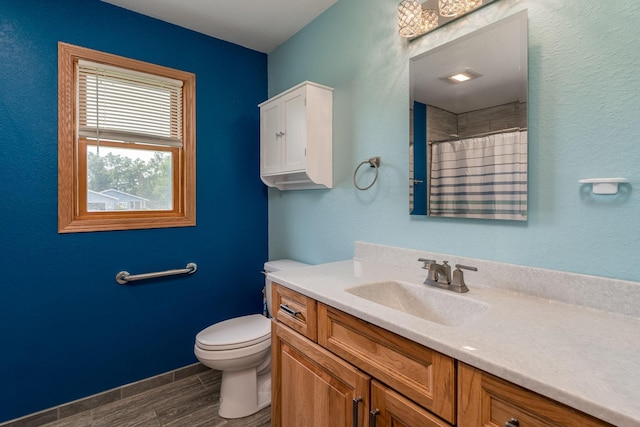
left=272, top=321, right=371, bottom=427
left=260, top=100, right=283, bottom=175
left=458, top=363, right=613, bottom=427
left=370, top=381, right=453, bottom=427
left=318, top=303, right=456, bottom=424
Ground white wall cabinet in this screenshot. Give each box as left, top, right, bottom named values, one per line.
left=259, top=81, right=333, bottom=190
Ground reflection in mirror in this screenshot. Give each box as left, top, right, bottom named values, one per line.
left=409, top=10, right=528, bottom=220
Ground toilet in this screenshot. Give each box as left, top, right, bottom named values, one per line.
left=194, top=259, right=309, bottom=419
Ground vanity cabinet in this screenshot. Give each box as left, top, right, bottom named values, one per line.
left=259, top=81, right=333, bottom=190
left=272, top=282, right=617, bottom=427
left=457, top=363, right=613, bottom=427
left=271, top=283, right=454, bottom=427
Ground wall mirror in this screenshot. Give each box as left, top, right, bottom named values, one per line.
left=409, top=10, right=528, bottom=220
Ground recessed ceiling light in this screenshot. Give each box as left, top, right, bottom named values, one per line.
left=442, top=69, right=482, bottom=84
left=450, top=73, right=471, bottom=82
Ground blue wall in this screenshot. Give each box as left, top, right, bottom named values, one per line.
left=0, top=0, right=267, bottom=421
left=267, top=1, right=640, bottom=282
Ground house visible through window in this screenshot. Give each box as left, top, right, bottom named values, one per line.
left=58, top=43, right=196, bottom=233
left=85, top=145, right=172, bottom=212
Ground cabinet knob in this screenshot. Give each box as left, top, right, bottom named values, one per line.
left=505, top=418, right=520, bottom=427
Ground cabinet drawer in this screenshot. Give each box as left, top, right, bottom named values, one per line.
left=318, top=303, right=456, bottom=424
left=272, top=283, right=318, bottom=341
left=457, top=363, right=613, bottom=427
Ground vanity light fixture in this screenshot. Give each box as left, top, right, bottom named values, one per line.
left=398, top=0, right=424, bottom=38
left=438, top=0, right=466, bottom=17
left=420, top=9, right=440, bottom=33
left=398, top=0, right=439, bottom=38
left=465, top=0, right=483, bottom=11
left=398, top=0, right=490, bottom=38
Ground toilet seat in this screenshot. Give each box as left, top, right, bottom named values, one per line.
left=194, top=336, right=271, bottom=363
left=196, top=314, right=271, bottom=351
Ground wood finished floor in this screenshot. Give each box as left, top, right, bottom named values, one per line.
left=40, top=370, right=271, bottom=427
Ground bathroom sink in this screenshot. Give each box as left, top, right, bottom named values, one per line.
left=345, top=280, right=488, bottom=327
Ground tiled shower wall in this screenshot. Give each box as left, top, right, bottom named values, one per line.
left=427, top=101, right=527, bottom=142
left=458, top=101, right=527, bottom=137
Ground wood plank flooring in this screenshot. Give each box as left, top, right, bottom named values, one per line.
left=37, top=369, right=271, bottom=427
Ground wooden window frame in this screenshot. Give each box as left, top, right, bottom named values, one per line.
left=58, top=42, right=195, bottom=233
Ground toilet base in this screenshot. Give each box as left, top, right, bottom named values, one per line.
left=219, top=368, right=271, bottom=419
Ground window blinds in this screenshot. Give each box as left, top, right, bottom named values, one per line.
left=77, top=60, right=183, bottom=147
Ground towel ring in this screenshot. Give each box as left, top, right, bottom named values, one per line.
left=353, top=156, right=381, bottom=191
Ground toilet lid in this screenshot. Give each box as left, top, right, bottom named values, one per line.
left=196, top=314, right=271, bottom=351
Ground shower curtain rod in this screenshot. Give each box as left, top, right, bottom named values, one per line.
left=429, top=127, right=527, bottom=145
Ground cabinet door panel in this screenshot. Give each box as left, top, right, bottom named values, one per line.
left=261, top=101, right=282, bottom=175
left=371, top=381, right=452, bottom=427
left=272, top=322, right=370, bottom=427
left=318, top=304, right=456, bottom=423
left=282, top=91, right=307, bottom=172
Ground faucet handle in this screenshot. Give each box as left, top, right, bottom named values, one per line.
left=417, top=258, right=436, bottom=269
left=451, top=264, right=477, bottom=293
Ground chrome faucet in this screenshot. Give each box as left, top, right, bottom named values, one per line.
left=418, top=258, right=476, bottom=293
left=423, top=259, right=452, bottom=284
left=417, top=258, right=438, bottom=283
left=435, top=261, right=453, bottom=285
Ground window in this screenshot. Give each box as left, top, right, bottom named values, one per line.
left=58, top=43, right=195, bottom=232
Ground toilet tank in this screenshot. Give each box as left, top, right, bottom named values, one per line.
left=264, top=259, right=310, bottom=317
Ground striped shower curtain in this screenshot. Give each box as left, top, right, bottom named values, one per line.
left=429, top=130, right=527, bottom=220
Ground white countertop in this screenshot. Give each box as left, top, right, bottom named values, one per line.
left=269, top=258, right=640, bottom=427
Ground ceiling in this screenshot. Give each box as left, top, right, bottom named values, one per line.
left=410, top=12, right=527, bottom=114
left=101, top=0, right=337, bottom=53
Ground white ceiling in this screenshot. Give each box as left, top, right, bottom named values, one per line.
left=101, top=0, right=337, bottom=53
left=411, top=12, right=528, bottom=114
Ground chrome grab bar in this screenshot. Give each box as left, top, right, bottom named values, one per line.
left=116, top=262, right=197, bottom=284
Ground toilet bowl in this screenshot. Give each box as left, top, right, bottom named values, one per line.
left=194, top=259, right=309, bottom=419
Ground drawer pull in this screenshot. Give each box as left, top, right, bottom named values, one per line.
left=506, top=418, right=520, bottom=427
left=369, top=409, right=380, bottom=427
left=279, top=304, right=301, bottom=317
left=352, top=397, right=362, bottom=427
